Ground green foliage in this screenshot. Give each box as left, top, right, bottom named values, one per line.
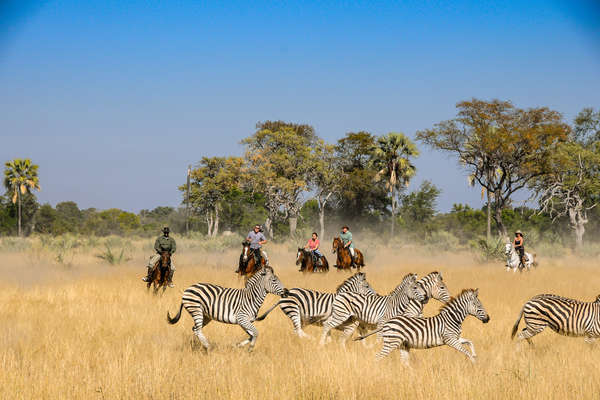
left=399, top=181, right=440, bottom=225
left=470, top=237, right=505, bottom=263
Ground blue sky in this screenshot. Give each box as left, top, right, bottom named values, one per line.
left=1, top=0, right=599, bottom=213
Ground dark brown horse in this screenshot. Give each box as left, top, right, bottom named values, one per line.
left=148, top=251, right=170, bottom=295
left=296, top=248, right=329, bottom=273
left=332, top=237, right=365, bottom=271
left=237, top=241, right=266, bottom=276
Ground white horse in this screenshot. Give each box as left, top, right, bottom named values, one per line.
left=504, top=243, right=536, bottom=272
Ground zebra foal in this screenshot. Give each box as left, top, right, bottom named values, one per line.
left=255, top=272, right=376, bottom=338
left=319, top=273, right=425, bottom=346
left=511, top=293, right=600, bottom=345
left=167, top=266, right=288, bottom=352
left=356, top=289, right=490, bottom=364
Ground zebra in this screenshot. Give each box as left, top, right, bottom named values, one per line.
left=355, top=288, right=490, bottom=363
left=511, top=293, right=600, bottom=345
left=167, top=266, right=288, bottom=352
left=403, top=271, right=451, bottom=317
left=255, top=272, right=376, bottom=338
left=319, top=273, right=426, bottom=346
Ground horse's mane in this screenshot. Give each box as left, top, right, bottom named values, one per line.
left=438, top=289, right=476, bottom=313
left=335, top=272, right=365, bottom=292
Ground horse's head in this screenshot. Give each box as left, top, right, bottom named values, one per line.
left=259, top=266, right=289, bottom=298
left=160, top=251, right=171, bottom=267
left=296, top=248, right=304, bottom=265
left=504, top=243, right=512, bottom=256
left=241, top=240, right=251, bottom=262
left=332, top=237, right=341, bottom=254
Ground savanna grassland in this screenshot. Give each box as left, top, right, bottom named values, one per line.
left=1, top=237, right=599, bottom=399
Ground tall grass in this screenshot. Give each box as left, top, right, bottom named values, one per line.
left=0, top=241, right=598, bottom=399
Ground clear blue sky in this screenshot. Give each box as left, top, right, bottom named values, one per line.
left=1, top=0, right=599, bottom=213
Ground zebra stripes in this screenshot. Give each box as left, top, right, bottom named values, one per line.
left=319, top=273, right=425, bottom=345
left=403, top=271, right=451, bottom=317
left=167, top=266, right=288, bottom=352
left=357, top=289, right=489, bottom=363
left=255, top=272, right=376, bottom=338
left=511, top=293, right=600, bottom=344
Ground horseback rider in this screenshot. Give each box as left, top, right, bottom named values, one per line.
left=246, top=224, right=269, bottom=266
left=514, top=230, right=525, bottom=268
left=303, top=232, right=323, bottom=270
left=340, top=225, right=358, bottom=268
left=142, top=226, right=176, bottom=287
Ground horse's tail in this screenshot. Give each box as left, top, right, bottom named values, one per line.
left=353, top=328, right=382, bottom=341
left=255, top=300, right=284, bottom=321
left=167, top=302, right=184, bottom=325
left=511, top=307, right=524, bottom=339
left=532, top=253, right=538, bottom=267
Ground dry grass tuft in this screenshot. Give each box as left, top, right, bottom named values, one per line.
left=1, top=243, right=599, bottom=399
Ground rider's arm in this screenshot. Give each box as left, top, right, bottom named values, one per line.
left=171, top=238, right=176, bottom=254
left=315, top=239, right=320, bottom=250
left=258, top=233, right=267, bottom=245
left=345, top=233, right=352, bottom=247
left=154, top=238, right=161, bottom=253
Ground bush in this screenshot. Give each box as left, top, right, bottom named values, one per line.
left=470, top=237, right=505, bottom=263
left=426, top=231, right=461, bottom=253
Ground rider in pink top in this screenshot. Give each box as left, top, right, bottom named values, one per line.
left=304, top=232, right=323, bottom=264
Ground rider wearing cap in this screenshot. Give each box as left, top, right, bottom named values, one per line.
left=246, top=224, right=269, bottom=266
left=514, top=230, right=525, bottom=268
left=142, top=226, right=176, bottom=287
left=340, top=225, right=358, bottom=268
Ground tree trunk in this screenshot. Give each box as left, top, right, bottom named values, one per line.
left=569, top=208, right=586, bottom=251
left=213, top=205, right=220, bottom=238
left=289, top=215, right=297, bottom=236
left=265, top=216, right=273, bottom=240
left=486, top=190, right=491, bottom=241
left=206, top=210, right=213, bottom=237
left=17, top=190, right=22, bottom=237
left=493, top=201, right=507, bottom=239
left=390, top=189, right=396, bottom=237
left=319, top=205, right=325, bottom=240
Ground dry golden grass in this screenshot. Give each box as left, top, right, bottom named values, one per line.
left=1, top=242, right=599, bottom=399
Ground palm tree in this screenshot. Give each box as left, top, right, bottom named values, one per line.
left=3, top=159, right=41, bottom=236
left=372, top=133, right=419, bottom=236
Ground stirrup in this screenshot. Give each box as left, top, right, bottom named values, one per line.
left=142, top=276, right=149, bottom=282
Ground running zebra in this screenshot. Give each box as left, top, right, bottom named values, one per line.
left=255, top=272, right=376, bottom=338
left=511, top=293, right=600, bottom=345
left=319, top=273, right=425, bottom=346
left=167, top=266, right=288, bottom=352
left=403, top=271, right=451, bottom=317
left=355, top=289, right=490, bottom=363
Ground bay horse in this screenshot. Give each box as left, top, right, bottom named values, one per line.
left=332, top=237, right=365, bottom=271
left=237, top=240, right=266, bottom=276
left=296, top=248, right=329, bottom=273
left=148, top=251, right=170, bottom=295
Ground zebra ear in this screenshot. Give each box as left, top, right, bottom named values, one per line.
left=474, top=288, right=479, bottom=296
left=438, top=272, right=443, bottom=281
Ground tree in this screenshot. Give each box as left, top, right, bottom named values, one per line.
left=532, top=109, right=600, bottom=250
left=399, top=181, right=440, bottom=225
left=417, top=99, right=569, bottom=237
left=311, top=141, right=338, bottom=238
left=185, top=157, right=245, bottom=237
left=334, top=132, right=388, bottom=223
left=371, top=132, right=419, bottom=236
left=243, top=121, right=317, bottom=238
left=3, top=159, right=41, bottom=236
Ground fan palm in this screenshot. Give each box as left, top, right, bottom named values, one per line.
left=372, top=133, right=419, bottom=236
left=3, top=159, right=41, bottom=236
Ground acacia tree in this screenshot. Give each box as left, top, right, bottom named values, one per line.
left=533, top=108, right=600, bottom=250
left=242, top=121, right=317, bottom=238
left=417, top=99, right=569, bottom=237
left=3, top=159, right=40, bottom=236
left=185, top=156, right=245, bottom=237
left=311, top=140, right=338, bottom=239
left=371, top=132, right=419, bottom=236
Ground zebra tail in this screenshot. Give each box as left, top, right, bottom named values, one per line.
left=255, top=300, right=284, bottom=322
left=511, top=307, right=524, bottom=339
left=167, top=302, right=184, bottom=325
left=353, top=328, right=382, bottom=341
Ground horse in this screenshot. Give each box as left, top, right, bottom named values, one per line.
left=296, top=248, right=329, bottom=273
left=147, top=251, right=170, bottom=295
left=237, top=240, right=266, bottom=276
left=332, top=237, right=365, bottom=271
left=504, top=243, right=537, bottom=272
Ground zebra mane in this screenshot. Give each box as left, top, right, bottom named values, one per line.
left=335, top=272, right=364, bottom=293
left=390, top=273, right=417, bottom=295
left=596, top=295, right=600, bottom=303
left=244, top=266, right=273, bottom=287
left=438, top=289, right=476, bottom=313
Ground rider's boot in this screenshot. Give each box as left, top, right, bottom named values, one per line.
left=141, top=266, right=152, bottom=282
left=167, top=270, right=175, bottom=288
